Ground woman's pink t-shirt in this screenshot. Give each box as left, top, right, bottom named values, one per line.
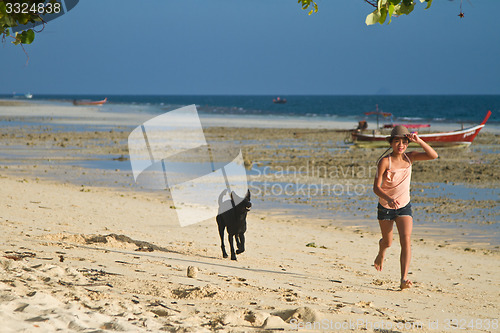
left=379, top=154, right=412, bottom=209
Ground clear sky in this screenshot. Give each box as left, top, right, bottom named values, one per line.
left=1, top=0, right=499, bottom=95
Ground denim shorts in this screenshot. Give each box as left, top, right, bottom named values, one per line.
left=377, top=202, right=412, bottom=221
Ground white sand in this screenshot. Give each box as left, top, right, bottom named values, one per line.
left=0, top=175, right=498, bottom=332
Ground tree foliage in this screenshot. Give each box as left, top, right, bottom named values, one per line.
left=298, top=0, right=434, bottom=25
left=1, top=0, right=453, bottom=48
left=298, top=0, right=319, bottom=15
left=365, top=0, right=432, bottom=25
left=0, top=0, right=61, bottom=45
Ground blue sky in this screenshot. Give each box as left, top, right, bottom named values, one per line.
left=1, top=0, right=499, bottom=95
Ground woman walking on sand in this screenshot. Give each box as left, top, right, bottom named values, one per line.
left=373, top=125, right=438, bottom=290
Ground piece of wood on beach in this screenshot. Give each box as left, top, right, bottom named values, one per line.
left=149, top=301, right=182, bottom=313
left=3, top=251, right=36, bottom=261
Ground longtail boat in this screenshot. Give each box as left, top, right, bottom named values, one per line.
left=351, top=111, right=491, bottom=148
left=273, top=97, right=287, bottom=104
left=73, top=97, right=107, bottom=106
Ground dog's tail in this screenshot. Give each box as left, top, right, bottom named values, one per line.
left=218, top=189, right=228, bottom=206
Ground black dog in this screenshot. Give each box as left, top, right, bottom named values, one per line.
left=216, top=189, right=251, bottom=261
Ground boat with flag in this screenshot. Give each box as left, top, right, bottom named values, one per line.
left=351, top=110, right=491, bottom=148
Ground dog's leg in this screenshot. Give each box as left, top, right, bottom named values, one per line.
left=235, top=234, right=242, bottom=252
left=217, top=217, right=228, bottom=258
left=236, top=233, right=245, bottom=254
left=228, top=233, right=237, bottom=261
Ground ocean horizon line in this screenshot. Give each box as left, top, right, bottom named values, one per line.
left=3, top=93, right=500, bottom=97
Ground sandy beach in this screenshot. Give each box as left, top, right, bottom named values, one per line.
left=1, top=101, right=499, bottom=332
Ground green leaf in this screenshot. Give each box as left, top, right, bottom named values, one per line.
left=18, top=14, right=30, bottom=25
left=387, top=4, right=395, bottom=24
left=3, top=14, right=17, bottom=27
left=366, top=9, right=382, bottom=25
left=424, top=0, right=433, bottom=9
left=379, top=7, right=388, bottom=24
left=19, top=29, right=35, bottom=44
left=12, top=32, right=21, bottom=45
left=378, top=0, right=388, bottom=10
left=394, top=1, right=415, bottom=15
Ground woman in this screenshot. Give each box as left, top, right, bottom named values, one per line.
left=373, top=125, right=438, bottom=290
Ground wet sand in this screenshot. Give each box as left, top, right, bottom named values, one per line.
left=1, top=109, right=498, bottom=245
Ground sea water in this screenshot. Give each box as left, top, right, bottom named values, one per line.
left=7, top=94, right=500, bottom=125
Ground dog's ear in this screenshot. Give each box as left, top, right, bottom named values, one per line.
left=245, top=189, right=251, bottom=200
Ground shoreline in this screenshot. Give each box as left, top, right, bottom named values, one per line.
left=2, top=98, right=499, bottom=133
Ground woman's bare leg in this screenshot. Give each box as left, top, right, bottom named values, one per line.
left=395, top=215, right=413, bottom=289
left=374, top=220, right=394, bottom=271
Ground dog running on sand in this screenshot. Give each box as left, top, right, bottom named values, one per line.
left=216, top=189, right=251, bottom=261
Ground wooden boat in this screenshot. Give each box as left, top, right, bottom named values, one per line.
left=73, top=97, right=107, bottom=106
left=273, top=97, right=287, bottom=104
left=351, top=111, right=491, bottom=148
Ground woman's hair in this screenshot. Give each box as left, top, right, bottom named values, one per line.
left=376, top=147, right=392, bottom=165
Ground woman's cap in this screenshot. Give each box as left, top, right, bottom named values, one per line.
left=386, top=125, right=410, bottom=142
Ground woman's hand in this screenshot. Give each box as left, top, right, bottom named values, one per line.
left=387, top=198, right=399, bottom=209
left=407, top=132, right=439, bottom=161
left=406, top=132, right=421, bottom=143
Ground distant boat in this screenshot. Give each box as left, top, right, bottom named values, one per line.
left=273, top=97, right=287, bottom=104
left=12, top=92, right=33, bottom=99
left=73, top=97, right=107, bottom=106
left=351, top=111, right=491, bottom=148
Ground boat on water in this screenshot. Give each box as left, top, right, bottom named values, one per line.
left=12, top=92, right=33, bottom=99
left=351, top=110, right=491, bottom=148
left=73, top=97, right=108, bottom=106
left=273, top=97, right=286, bottom=104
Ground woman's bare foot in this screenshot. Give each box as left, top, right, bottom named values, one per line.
left=400, top=279, right=413, bottom=290
left=374, top=253, right=384, bottom=271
